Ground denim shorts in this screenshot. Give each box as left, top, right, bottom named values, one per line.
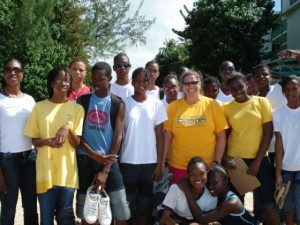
left=281, top=170, right=300, bottom=224
left=119, top=163, right=156, bottom=217
left=76, top=188, right=130, bottom=220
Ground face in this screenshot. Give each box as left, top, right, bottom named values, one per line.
left=51, top=70, right=71, bottom=96
left=246, top=78, right=258, bottom=95
left=69, top=61, right=87, bottom=84
left=228, top=78, right=248, bottom=103
left=132, top=72, right=149, bottom=94
left=253, top=67, right=271, bottom=89
left=146, top=63, right=160, bottom=84
left=3, top=60, right=23, bottom=87
left=92, top=70, right=112, bottom=93
left=208, top=172, right=225, bottom=197
left=188, top=162, right=208, bottom=190
left=182, top=75, right=201, bottom=98
left=113, top=56, right=131, bottom=80
left=220, top=62, right=235, bottom=79
left=163, top=78, right=179, bottom=102
left=283, top=79, right=300, bottom=104
left=204, top=83, right=219, bottom=99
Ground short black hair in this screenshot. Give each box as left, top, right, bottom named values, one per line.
left=162, top=73, right=178, bottom=85
left=132, top=67, right=150, bottom=83
left=253, top=64, right=271, bottom=74
left=204, top=75, right=220, bottom=87
left=114, top=53, right=130, bottom=63
left=145, top=60, right=159, bottom=68
left=281, top=75, right=300, bottom=93
left=226, top=72, right=246, bottom=87
left=92, top=62, right=112, bottom=77
left=187, top=156, right=208, bottom=173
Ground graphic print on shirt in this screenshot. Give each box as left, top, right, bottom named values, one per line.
left=177, top=114, right=206, bottom=128
left=88, top=109, right=108, bottom=130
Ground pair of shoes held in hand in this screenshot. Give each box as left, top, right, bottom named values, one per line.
left=83, top=185, right=112, bottom=225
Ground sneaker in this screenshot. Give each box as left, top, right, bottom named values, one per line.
left=83, top=185, right=100, bottom=224
left=98, top=189, right=112, bottom=225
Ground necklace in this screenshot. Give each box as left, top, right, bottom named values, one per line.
left=4, top=88, right=22, bottom=98
left=71, top=85, right=84, bottom=100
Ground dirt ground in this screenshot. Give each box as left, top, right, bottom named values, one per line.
left=10, top=192, right=254, bottom=225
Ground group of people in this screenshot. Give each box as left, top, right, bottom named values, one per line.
left=0, top=48, right=299, bottom=225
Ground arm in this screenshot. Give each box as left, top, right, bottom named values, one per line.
left=214, top=130, right=226, bottom=164
left=278, top=49, right=300, bottom=62
left=162, top=130, right=173, bottom=165
left=248, top=121, right=273, bottom=176
left=152, top=123, right=164, bottom=181
left=0, top=166, right=7, bottom=193
left=93, top=102, right=124, bottom=189
left=178, top=179, right=239, bottom=223
left=160, top=209, right=179, bottom=225
left=275, top=132, right=284, bottom=187
left=54, top=124, right=81, bottom=148
left=32, top=137, right=63, bottom=148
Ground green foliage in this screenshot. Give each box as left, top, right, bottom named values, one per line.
left=82, top=0, right=155, bottom=58
left=172, top=0, right=276, bottom=75
left=0, top=0, right=154, bottom=101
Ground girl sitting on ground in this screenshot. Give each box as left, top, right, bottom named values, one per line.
left=159, top=157, right=217, bottom=225
left=178, top=165, right=258, bottom=225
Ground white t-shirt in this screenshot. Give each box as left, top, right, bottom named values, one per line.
left=162, top=184, right=217, bottom=220
left=110, top=82, right=134, bottom=100
left=161, top=92, right=183, bottom=109
left=120, top=96, right=168, bottom=164
left=266, top=83, right=287, bottom=153
left=216, top=89, right=233, bottom=104
left=273, top=105, right=300, bottom=171
left=147, top=89, right=160, bottom=99
left=0, top=93, right=35, bottom=153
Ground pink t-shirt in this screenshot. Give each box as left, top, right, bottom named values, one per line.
left=68, top=85, right=90, bottom=101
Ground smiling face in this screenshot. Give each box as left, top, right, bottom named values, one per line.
left=204, top=83, right=219, bottom=99
left=207, top=171, right=226, bottom=197
left=253, top=67, right=271, bottom=90
left=182, top=74, right=201, bottom=98
left=3, top=59, right=23, bottom=87
left=283, top=79, right=300, bottom=106
left=228, top=78, right=249, bottom=103
left=132, top=71, right=149, bottom=95
left=188, top=162, right=208, bottom=191
left=51, top=70, right=71, bottom=96
left=163, top=78, right=179, bottom=102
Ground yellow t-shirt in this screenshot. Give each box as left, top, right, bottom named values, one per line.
left=222, top=96, right=272, bottom=159
left=164, top=97, right=228, bottom=169
left=23, top=100, right=84, bottom=193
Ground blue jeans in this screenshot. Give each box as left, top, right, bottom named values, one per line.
left=281, top=170, right=300, bottom=224
left=38, top=186, right=75, bottom=225
left=0, top=150, right=38, bottom=225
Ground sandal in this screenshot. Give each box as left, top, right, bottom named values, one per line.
left=274, top=181, right=291, bottom=209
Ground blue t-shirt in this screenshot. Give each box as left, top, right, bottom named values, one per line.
left=78, top=93, right=113, bottom=155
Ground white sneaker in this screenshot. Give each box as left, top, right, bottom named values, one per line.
left=83, top=185, right=100, bottom=224
left=98, top=189, right=112, bottom=225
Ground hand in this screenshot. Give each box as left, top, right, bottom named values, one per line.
left=0, top=169, right=7, bottom=193
left=89, top=151, right=118, bottom=165
left=278, top=49, right=300, bottom=60
left=46, top=138, right=64, bottom=148
left=152, top=164, right=163, bottom=181
left=160, top=212, right=179, bottom=225
left=177, top=178, right=190, bottom=192
left=275, top=174, right=283, bottom=188
left=92, top=171, right=108, bottom=190
left=54, top=124, right=69, bottom=146
left=222, top=156, right=236, bottom=169
left=247, top=159, right=261, bottom=176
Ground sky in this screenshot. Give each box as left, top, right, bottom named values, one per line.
left=102, top=0, right=281, bottom=81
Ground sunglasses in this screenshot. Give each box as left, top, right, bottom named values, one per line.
left=222, top=66, right=235, bottom=72
left=183, top=81, right=199, bottom=86
left=4, top=67, right=23, bottom=73
left=114, top=62, right=131, bottom=68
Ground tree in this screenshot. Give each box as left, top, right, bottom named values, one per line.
left=0, top=0, right=154, bottom=100
left=173, top=0, right=276, bottom=75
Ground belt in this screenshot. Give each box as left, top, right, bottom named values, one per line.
left=0, top=150, right=32, bottom=158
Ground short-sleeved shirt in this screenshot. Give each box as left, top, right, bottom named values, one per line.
left=162, top=184, right=217, bottom=221
left=164, top=97, right=228, bottom=169
left=23, top=100, right=84, bottom=193
left=222, top=96, right=272, bottom=158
